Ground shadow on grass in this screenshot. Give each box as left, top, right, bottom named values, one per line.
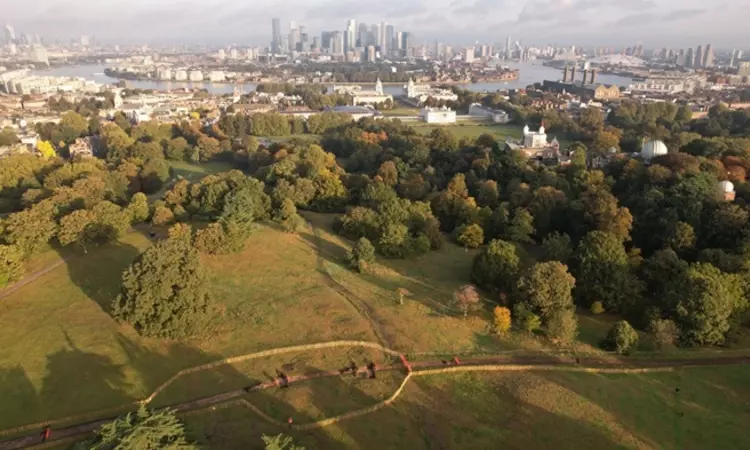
left=56, top=240, right=142, bottom=314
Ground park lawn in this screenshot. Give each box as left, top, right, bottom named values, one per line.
left=381, top=107, right=420, bottom=117
left=183, top=365, right=750, bottom=450
left=0, top=223, right=377, bottom=430
left=410, top=123, right=522, bottom=142
left=169, top=160, right=236, bottom=182
left=258, top=134, right=322, bottom=143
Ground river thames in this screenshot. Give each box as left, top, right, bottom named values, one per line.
left=34, top=61, right=633, bottom=95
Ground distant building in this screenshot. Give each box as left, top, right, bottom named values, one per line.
left=542, top=70, right=621, bottom=101
left=738, top=62, right=750, bottom=77
left=157, top=68, right=172, bottom=81
left=336, top=78, right=393, bottom=106
left=174, top=70, right=188, bottom=81
left=272, top=18, right=282, bottom=54
left=420, top=106, right=456, bottom=124
left=719, top=181, right=736, bottom=202
left=69, top=137, right=94, bottom=157
left=31, top=44, right=48, bottom=65
left=695, top=45, right=704, bottom=68
left=188, top=70, right=204, bottom=82
left=404, top=78, right=458, bottom=104
left=329, top=105, right=381, bottom=120
left=505, top=124, right=562, bottom=163
left=208, top=71, right=226, bottom=82
left=703, top=44, right=714, bottom=68
left=468, top=103, right=511, bottom=123
left=345, top=19, right=357, bottom=53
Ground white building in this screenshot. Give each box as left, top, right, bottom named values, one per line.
left=522, top=124, right=549, bottom=149
left=336, top=78, right=393, bottom=106
left=208, top=71, right=226, bottom=82
left=31, top=45, right=49, bottom=65
left=188, top=70, right=204, bottom=82
left=420, top=106, right=457, bottom=124
left=174, top=70, right=188, bottom=81
left=468, top=103, right=511, bottom=123
left=404, top=78, right=459, bottom=104
left=157, top=68, right=172, bottom=81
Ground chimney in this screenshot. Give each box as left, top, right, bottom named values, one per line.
left=590, top=69, right=597, bottom=84
left=570, top=66, right=576, bottom=83
left=563, top=66, right=569, bottom=83
left=582, top=69, right=589, bottom=86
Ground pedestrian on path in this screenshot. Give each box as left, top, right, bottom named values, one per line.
left=41, top=426, right=51, bottom=443
left=288, top=417, right=294, bottom=428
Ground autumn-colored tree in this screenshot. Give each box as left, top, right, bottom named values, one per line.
left=454, top=284, right=480, bottom=319
left=36, top=140, right=56, bottom=160
left=58, top=209, right=96, bottom=252
left=376, top=161, right=399, bottom=186
left=152, top=205, right=176, bottom=226
left=493, top=306, right=512, bottom=334
left=455, top=223, right=484, bottom=248
left=127, top=193, right=150, bottom=224
left=0, top=244, right=24, bottom=288
left=347, top=237, right=375, bottom=273
left=517, top=261, right=576, bottom=322
left=604, top=320, right=639, bottom=354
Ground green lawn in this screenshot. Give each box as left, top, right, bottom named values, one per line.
left=169, top=160, right=236, bottom=182
left=258, top=134, right=322, bottom=143
left=183, top=366, right=750, bottom=449
left=411, top=123, right=522, bottom=141
left=381, top=107, right=420, bottom=117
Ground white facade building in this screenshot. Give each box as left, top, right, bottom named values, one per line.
left=523, top=124, right=548, bottom=149
left=157, top=68, right=172, bottom=81
left=421, top=106, right=457, bottom=124
left=174, top=70, right=188, bottom=81
left=404, top=78, right=459, bottom=104
left=208, top=71, right=226, bottom=82
left=188, top=70, right=204, bottom=82
left=336, top=78, right=393, bottom=106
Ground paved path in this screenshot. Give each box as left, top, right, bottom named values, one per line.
left=2, top=354, right=749, bottom=450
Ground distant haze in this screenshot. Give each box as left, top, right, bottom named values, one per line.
left=6, top=0, right=749, bottom=48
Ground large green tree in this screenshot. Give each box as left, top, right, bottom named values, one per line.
left=112, top=225, right=214, bottom=339
left=471, top=239, right=520, bottom=293
left=517, top=261, right=576, bottom=322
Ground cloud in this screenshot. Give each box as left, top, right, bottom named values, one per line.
left=664, top=8, right=705, bottom=20
left=615, top=13, right=657, bottom=27
left=452, top=0, right=508, bottom=15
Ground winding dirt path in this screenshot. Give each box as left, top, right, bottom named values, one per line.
left=2, top=353, right=748, bottom=450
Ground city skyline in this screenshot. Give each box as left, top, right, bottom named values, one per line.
left=3, top=0, right=750, bottom=48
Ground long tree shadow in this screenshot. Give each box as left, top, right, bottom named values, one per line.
left=0, top=367, right=40, bottom=430
left=56, top=240, right=142, bottom=313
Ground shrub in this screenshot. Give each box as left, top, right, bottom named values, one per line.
left=347, top=237, right=375, bottom=273
left=455, top=223, right=484, bottom=248
left=493, top=306, right=512, bottom=333
left=590, top=301, right=605, bottom=314
left=513, top=303, right=541, bottom=333
left=604, top=320, right=639, bottom=354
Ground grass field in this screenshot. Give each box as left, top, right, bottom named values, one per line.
left=169, top=160, right=236, bottom=182
left=381, top=107, right=420, bottom=117
left=182, top=365, right=750, bottom=450
left=411, top=123, right=523, bottom=142
left=1, top=207, right=749, bottom=448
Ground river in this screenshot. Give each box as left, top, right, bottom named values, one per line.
left=34, top=62, right=633, bottom=95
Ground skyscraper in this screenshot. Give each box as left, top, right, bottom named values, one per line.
left=385, top=24, right=395, bottom=57
left=379, top=22, right=388, bottom=51
left=288, top=21, right=300, bottom=53
left=271, top=18, right=282, bottom=54
left=4, top=24, right=15, bottom=44
left=685, top=47, right=694, bottom=67
left=321, top=31, right=334, bottom=53
left=695, top=45, right=704, bottom=68
left=358, top=23, right=368, bottom=48
left=730, top=49, right=737, bottom=68
left=703, top=44, right=714, bottom=68
left=505, top=35, right=511, bottom=59
left=332, top=31, right=344, bottom=55
left=345, top=19, right=357, bottom=53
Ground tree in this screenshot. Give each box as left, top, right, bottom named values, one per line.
left=262, top=434, right=305, bottom=450
left=541, top=232, right=572, bottom=263
left=0, top=128, right=19, bottom=146
left=590, top=301, right=605, bottom=314
left=477, top=180, right=500, bottom=208
left=60, top=111, right=89, bottom=140
left=347, top=237, right=375, bottom=273
left=668, top=263, right=743, bottom=346
left=194, top=223, right=231, bottom=255
left=454, top=284, right=480, bottom=319
left=513, top=304, right=542, bottom=333
left=58, top=209, right=96, bottom=252
left=574, top=231, right=642, bottom=314
left=546, top=309, right=578, bottom=344
left=666, top=221, right=695, bottom=253
left=648, top=318, right=679, bottom=349
left=1, top=201, right=58, bottom=255
left=377, top=161, right=399, bottom=186
left=506, top=208, right=535, bottom=243
left=112, top=225, right=214, bottom=339
left=590, top=129, right=621, bottom=155
left=36, top=140, right=56, bottom=160
left=127, top=193, right=150, bottom=224
left=493, top=306, right=512, bottom=334
left=220, top=179, right=271, bottom=230
left=396, top=287, right=411, bottom=306
left=471, top=239, right=520, bottom=293
left=165, top=137, right=188, bottom=160
left=0, top=244, right=24, bottom=288
left=152, top=205, right=175, bottom=226
left=455, top=223, right=484, bottom=249
left=517, top=262, right=576, bottom=322
left=101, top=124, right=135, bottom=161
left=83, top=405, right=198, bottom=450
left=274, top=198, right=304, bottom=233
left=604, top=320, right=639, bottom=354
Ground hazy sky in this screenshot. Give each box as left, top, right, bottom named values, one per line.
left=5, top=0, right=749, bottom=48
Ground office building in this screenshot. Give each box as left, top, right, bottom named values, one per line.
left=385, top=24, right=395, bottom=56
left=366, top=45, right=376, bottom=62
left=345, top=19, right=357, bottom=53
left=289, top=21, right=300, bottom=53
left=730, top=49, right=737, bottom=68
left=31, top=44, right=49, bottom=65
left=358, top=23, right=368, bottom=47
left=695, top=45, right=704, bottom=68
left=703, top=44, right=714, bottom=68
left=738, top=62, right=750, bottom=77
left=685, top=47, right=694, bottom=67
left=4, top=24, right=15, bottom=44
left=506, top=35, right=512, bottom=59
left=379, top=22, right=388, bottom=51
left=332, top=31, right=344, bottom=55
left=321, top=31, right=334, bottom=52
left=271, top=18, right=282, bottom=54
left=370, top=24, right=379, bottom=48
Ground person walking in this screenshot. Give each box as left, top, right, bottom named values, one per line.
left=41, top=426, right=51, bottom=443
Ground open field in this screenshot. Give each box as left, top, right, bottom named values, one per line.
left=1, top=210, right=749, bottom=448
left=169, top=160, right=236, bottom=182
left=183, top=365, right=750, bottom=450
left=380, top=107, right=420, bottom=117
left=410, top=123, right=523, bottom=141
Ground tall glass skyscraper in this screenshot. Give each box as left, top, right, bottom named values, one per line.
left=271, top=18, right=282, bottom=54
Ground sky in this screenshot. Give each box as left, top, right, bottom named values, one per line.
left=5, top=0, right=749, bottom=49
